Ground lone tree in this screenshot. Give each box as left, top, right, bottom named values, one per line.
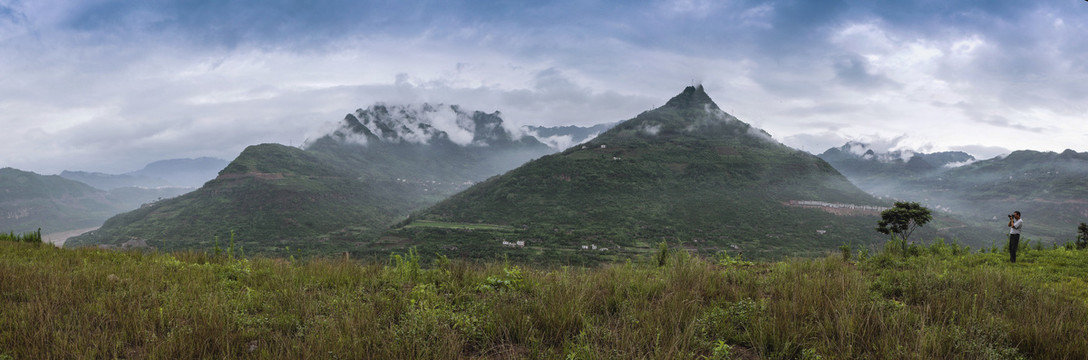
left=876, top=201, right=933, bottom=244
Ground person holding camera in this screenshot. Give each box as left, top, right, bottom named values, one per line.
left=1007, top=211, right=1023, bottom=263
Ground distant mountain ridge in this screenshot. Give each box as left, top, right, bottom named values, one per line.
left=335, top=102, right=617, bottom=151
left=60, top=157, right=229, bottom=190
left=334, top=103, right=533, bottom=147
left=0, top=167, right=188, bottom=235
left=58, top=171, right=170, bottom=191
left=129, top=157, right=229, bottom=187
left=820, top=143, right=1088, bottom=244
left=819, top=142, right=975, bottom=172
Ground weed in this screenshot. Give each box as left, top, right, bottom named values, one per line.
left=714, top=250, right=753, bottom=267
left=710, top=340, right=732, bottom=360
left=390, top=247, right=421, bottom=283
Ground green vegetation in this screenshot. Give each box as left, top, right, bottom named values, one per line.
left=0, top=228, right=41, bottom=243
left=0, top=167, right=188, bottom=234
left=70, top=106, right=555, bottom=255
left=66, top=144, right=466, bottom=255
left=876, top=202, right=932, bottom=243
left=71, top=88, right=891, bottom=264
left=2, top=238, right=1086, bottom=359
left=401, top=86, right=889, bottom=261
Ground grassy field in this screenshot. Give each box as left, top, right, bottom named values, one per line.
left=1, top=240, right=1086, bottom=359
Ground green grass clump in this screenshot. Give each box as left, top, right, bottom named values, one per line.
left=1, top=240, right=1086, bottom=359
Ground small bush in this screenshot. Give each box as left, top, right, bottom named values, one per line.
left=710, top=340, right=733, bottom=360
left=715, top=250, right=753, bottom=267
left=857, top=248, right=870, bottom=262
left=391, top=247, right=422, bottom=283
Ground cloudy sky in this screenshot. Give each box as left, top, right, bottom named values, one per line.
left=1, top=0, right=1085, bottom=174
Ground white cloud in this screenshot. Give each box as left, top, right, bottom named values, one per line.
left=530, top=133, right=576, bottom=151
left=0, top=0, right=1085, bottom=175
left=943, top=159, right=976, bottom=168
left=641, top=124, right=661, bottom=136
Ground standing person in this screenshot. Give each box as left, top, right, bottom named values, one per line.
left=1007, top=211, right=1023, bottom=263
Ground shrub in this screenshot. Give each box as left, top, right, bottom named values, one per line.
left=715, top=250, right=753, bottom=267
left=391, top=247, right=422, bottom=283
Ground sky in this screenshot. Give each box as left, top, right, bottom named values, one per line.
left=1, top=0, right=1086, bottom=174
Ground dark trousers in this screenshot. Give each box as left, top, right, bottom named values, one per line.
left=1009, top=234, right=1020, bottom=263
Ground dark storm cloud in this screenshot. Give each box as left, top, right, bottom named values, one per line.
left=832, top=54, right=898, bottom=90
left=57, top=0, right=642, bottom=50
left=61, top=0, right=441, bottom=47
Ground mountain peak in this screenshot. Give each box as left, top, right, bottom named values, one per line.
left=663, top=85, right=719, bottom=110
left=318, top=103, right=542, bottom=148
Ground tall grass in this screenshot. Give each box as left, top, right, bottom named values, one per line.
left=0, top=228, right=40, bottom=244
left=0, top=240, right=1085, bottom=359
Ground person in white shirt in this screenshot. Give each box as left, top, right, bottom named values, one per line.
left=1007, top=211, right=1023, bottom=263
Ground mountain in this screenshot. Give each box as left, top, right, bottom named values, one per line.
left=391, top=86, right=899, bottom=264
left=68, top=103, right=557, bottom=255
left=60, top=157, right=229, bottom=190
left=58, top=171, right=171, bottom=190
left=0, top=168, right=188, bottom=235
left=820, top=144, right=1088, bottom=244
left=525, top=122, right=618, bottom=150
left=127, top=157, right=229, bottom=188
left=818, top=142, right=975, bottom=179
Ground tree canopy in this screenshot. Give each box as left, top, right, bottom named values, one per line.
left=876, top=201, right=933, bottom=243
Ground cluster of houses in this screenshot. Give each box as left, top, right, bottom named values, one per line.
left=789, top=200, right=889, bottom=212
left=499, top=240, right=610, bottom=252
left=580, top=244, right=609, bottom=251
